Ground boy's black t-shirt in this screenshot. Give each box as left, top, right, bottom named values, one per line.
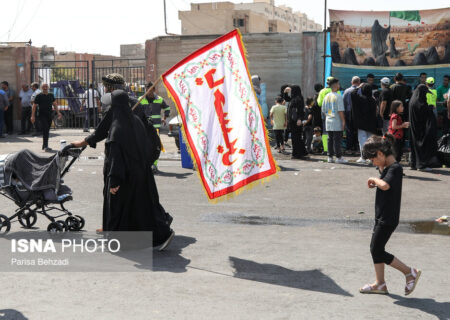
left=34, top=93, right=55, bottom=116
left=375, top=162, right=403, bottom=227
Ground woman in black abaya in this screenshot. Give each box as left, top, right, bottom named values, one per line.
left=351, top=83, right=378, bottom=161
left=409, top=84, right=440, bottom=170
left=104, top=90, right=174, bottom=247
left=287, top=85, right=307, bottom=159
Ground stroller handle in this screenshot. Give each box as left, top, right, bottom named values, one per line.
left=59, top=144, right=86, bottom=157
left=60, top=145, right=86, bottom=178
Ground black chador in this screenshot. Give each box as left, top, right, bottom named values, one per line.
left=409, top=85, right=439, bottom=169
left=100, top=90, right=172, bottom=245
left=287, top=85, right=307, bottom=158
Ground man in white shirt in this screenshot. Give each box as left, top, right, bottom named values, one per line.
left=82, top=84, right=100, bottom=132
left=30, top=82, right=42, bottom=136
left=19, top=84, right=34, bottom=134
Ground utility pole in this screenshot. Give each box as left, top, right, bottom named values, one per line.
left=29, top=39, right=33, bottom=83
left=164, top=0, right=176, bottom=36
left=323, top=0, right=327, bottom=83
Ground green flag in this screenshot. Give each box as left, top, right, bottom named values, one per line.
left=390, top=11, right=421, bottom=22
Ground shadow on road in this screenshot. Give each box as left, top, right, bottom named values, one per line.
left=111, top=235, right=196, bottom=273
left=0, top=136, right=32, bottom=143
left=229, top=257, right=353, bottom=297
left=404, top=175, right=441, bottom=182
left=152, top=235, right=196, bottom=273
left=0, top=309, right=29, bottom=320
left=156, top=170, right=193, bottom=179
left=113, top=235, right=196, bottom=273
left=430, top=169, right=450, bottom=176
left=278, top=165, right=298, bottom=172
left=389, top=294, right=450, bottom=320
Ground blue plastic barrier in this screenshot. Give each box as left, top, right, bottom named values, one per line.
left=179, top=130, right=194, bottom=169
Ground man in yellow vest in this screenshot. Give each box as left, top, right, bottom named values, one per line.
left=317, top=76, right=343, bottom=107
left=426, top=77, right=437, bottom=117
left=139, top=81, right=171, bottom=173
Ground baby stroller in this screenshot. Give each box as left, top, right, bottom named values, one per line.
left=0, top=146, right=86, bottom=233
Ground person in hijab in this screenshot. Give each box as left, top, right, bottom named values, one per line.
left=70, top=75, right=174, bottom=250
left=409, top=84, right=440, bottom=171
left=103, top=90, right=174, bottom=241
left=351, top=83, right=378, bottom=163
left=251, top=75, right=262, bottom=96
left=287, top=85, right=307, bottom=159
left=280, top=84, right=291, bottom=147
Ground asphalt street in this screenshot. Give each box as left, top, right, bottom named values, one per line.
left=0, top=130, right=449, bottom=320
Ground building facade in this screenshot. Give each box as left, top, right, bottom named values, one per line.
left=179, top=0, right=322, bottom=35
left=145, top=32, right=324, bottom=116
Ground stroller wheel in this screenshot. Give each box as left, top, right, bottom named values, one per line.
left=0, top=214, right=11, bottom=234
left=74, top=215, right=85, bottom=230
left=56, top=220, right=68, bottom=232
left=65, top=216, right=81, bottom=231
left=47, top=222, right=63, bottom=233
left=18, top=210, right=37, bottom=229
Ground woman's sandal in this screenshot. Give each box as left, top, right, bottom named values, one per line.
left=359, top=283, right=389, bottom=295
left=405, top=268, right=421, bottom=296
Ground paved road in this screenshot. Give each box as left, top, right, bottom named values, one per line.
left=0, top=130, right=449, bottom=319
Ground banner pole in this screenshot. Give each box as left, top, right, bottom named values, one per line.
left=132, top=77, right=162, bottom=111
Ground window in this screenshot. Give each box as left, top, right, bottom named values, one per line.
left=239, top=19, right=245, bottom=27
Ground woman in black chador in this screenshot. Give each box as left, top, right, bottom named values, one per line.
left=103, top=90, right=174, bottom=245
left=409, top=84, right=440, bottom=170
left=287, top=85, right=307, bottom=159
left=71, top=74, right=174, bottom=250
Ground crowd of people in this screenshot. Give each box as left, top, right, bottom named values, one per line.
left=270, top=73, right=450, bottom=171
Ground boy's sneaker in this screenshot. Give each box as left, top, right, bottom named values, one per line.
left=356, top=157, right=366, bottom=164
left=327, top=157, right=334, bottom=163
left=335, top=157, right=348, bottom=164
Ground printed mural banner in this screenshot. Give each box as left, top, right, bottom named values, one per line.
left=162, top=29, right=278, bottom=201
left=329, top=8, right=450, bottom=67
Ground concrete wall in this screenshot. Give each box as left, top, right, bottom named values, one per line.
left=145, top=32, right=324, bottom=116
left=0, top=45, right=37, bottom=126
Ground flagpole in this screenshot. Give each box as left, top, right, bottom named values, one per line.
left=132, top=77, right=162, bottom=111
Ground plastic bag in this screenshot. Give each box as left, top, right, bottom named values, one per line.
left=437, top=134, right=450, bottom=166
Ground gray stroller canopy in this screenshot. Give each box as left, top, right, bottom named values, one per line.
left=2, top=150, right=63, bottom=192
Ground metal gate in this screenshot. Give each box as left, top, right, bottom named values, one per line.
left=92, top=58, right=147, bottom=99
left=30, top=58, right=146, bottom=129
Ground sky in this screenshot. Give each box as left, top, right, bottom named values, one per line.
left=0, top=0, right=448, bottom=56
